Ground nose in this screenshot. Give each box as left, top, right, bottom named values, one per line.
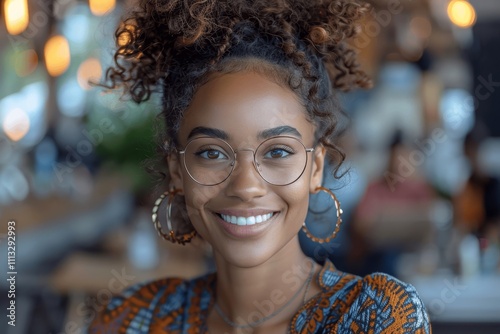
left=224, top=149, right=267, bottom=201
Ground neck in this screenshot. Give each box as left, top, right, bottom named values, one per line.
left=212, top=236, right=315, bottom=328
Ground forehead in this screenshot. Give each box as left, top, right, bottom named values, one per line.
left=179, top=71, right=315, bottom=145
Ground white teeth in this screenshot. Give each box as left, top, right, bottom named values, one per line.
left=247, top=216, right=256, bottom=225
left=220, top=213, right=274, bottom=225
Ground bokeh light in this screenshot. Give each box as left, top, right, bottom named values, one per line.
left=61, top=7, right=91, bottom=54
left=0, top=82, right=49, bottom=148
left=2, top=108, right=31, bottom=142
left=1, top=165, right=30, bottom=201
left=44, top=35, right=71, bottom=77
left=58, top=78, right=87, bottom=117
left=4, top=0, right=29, bottom=35
left=89, top=0, right=116, bottom=16
left=440, top=88, right=475, bottom=138
left=77, top=58, right=103, bottom=90
left=447, top=0, right=476, bottom=28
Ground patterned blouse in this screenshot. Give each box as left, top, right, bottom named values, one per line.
left=88, top=260, right=431, bottom=333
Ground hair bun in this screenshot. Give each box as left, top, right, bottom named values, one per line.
left=308, top=26, right=329, bottom=44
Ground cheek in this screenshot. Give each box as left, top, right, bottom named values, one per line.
left=180, top=167, right=213, bottom=207
left=181, top=179, right=220, bottom=228
left=281, top=179, right=311, bottom=222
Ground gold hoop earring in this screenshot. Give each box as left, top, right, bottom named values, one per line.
left=302, top=186, right=343, bottom=244
left=152, top=188, right=197, bottom=245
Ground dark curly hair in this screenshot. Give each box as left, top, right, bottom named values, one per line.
left=105, top=0, right=371, bottom=193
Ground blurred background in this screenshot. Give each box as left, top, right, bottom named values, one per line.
left=0, top=0, right=499, bottom=333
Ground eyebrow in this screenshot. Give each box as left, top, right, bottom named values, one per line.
left=187, top=127, right=229, bottom=140
left=258, top=126, right=302, bottom=139
left=186, top=125, right=302, bottom=141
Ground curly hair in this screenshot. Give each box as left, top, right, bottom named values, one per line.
left=105, top=0, right=371, bottom=190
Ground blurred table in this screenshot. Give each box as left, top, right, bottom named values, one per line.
left=49, top=236, right=210, bottom=332
left=409, top=274, right=500, bottom=325
left=50, top=243, right=209, bottom=293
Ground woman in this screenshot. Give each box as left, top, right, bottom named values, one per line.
left=89, top=0, right=431, bottom=333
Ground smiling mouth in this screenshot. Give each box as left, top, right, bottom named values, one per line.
left=215, top=212, right=277, bottom=226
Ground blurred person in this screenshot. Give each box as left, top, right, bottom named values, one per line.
left=87, top=1, right=431, bottom=333
left=350, top=130, right=436, bottom=277
left=454, top=124, right=500, bottom=273
left=455, top=124, right=500, bottom=235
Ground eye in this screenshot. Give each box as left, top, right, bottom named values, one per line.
left=264, top=145, right=295, bottom=159
left=195, top=147, right=229, bottom=160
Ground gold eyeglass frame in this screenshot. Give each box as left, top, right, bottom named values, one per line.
left=177, top=135, right=315, bottom=186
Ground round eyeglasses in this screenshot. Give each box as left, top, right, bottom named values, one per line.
left=178, top=136, right=315, bottom=186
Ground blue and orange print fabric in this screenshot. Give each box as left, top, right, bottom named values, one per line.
left=88, top=260, right=431, bottom=333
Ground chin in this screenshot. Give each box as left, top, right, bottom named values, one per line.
left=217, top=247, right=277, bottom=269
left=213, top=232, right=300, bottom=269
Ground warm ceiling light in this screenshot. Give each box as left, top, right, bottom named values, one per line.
left=447, top=0, right=476, bottom=28
left=3, top=108, right=30, bottom=142
left=77, top=57, right=102, bottom=90
left=44, top=35, right=71, bottom=77
left=4, top=0, right=29, bottom=35
left=89, top=0, right=116, bottom=16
